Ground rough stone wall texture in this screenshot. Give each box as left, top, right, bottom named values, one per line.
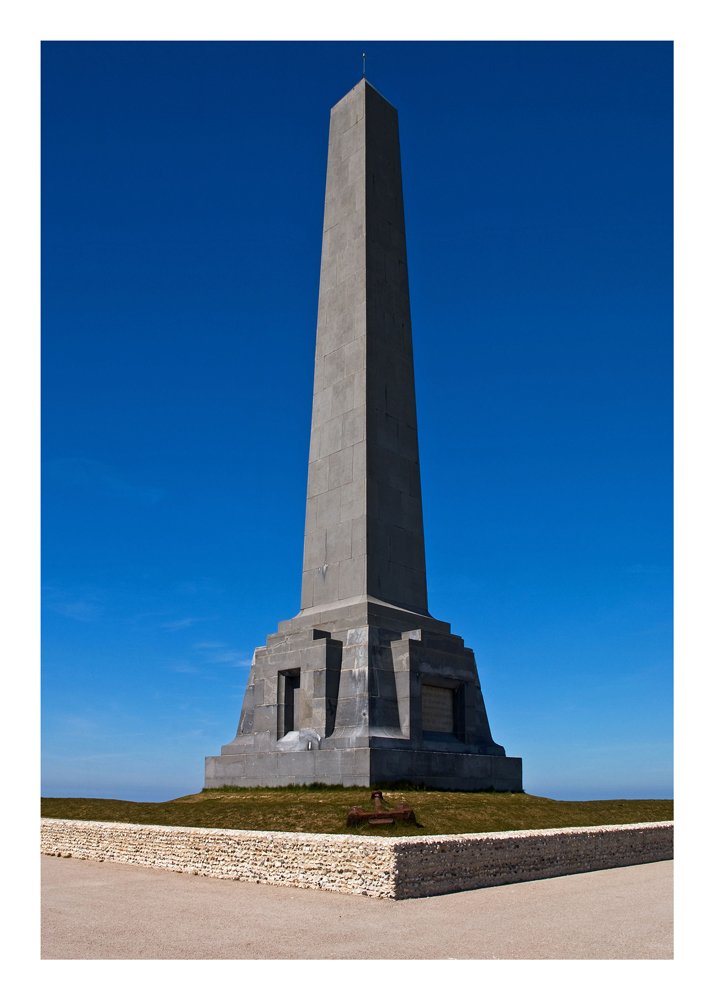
left=41, top=819, right=672, bottom=899
left=41, top=820, right=397, bottom=896
left=390, top=822, right=674, bottom=899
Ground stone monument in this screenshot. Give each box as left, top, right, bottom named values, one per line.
left=205, top=79, right=522, bottom=790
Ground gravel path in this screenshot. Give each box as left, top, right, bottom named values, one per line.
left=41, top=854, right=673, bottom=960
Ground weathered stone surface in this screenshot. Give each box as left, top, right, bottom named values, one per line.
left=206, top=80, right=522, bottom=790
left=41, top=819, right=674, bottom=900
left=301, top=80, right=428, bottom=616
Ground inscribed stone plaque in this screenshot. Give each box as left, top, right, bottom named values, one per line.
left=422, top=685, right=455, bottom=733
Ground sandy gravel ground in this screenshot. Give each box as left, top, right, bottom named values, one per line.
left=41, top=854, right=672, bottom=960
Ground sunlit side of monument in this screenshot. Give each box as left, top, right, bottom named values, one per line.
left=205, top=80, right=522, bottom=790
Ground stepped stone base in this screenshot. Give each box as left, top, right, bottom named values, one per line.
left=206, top=598, right=521, bottom=792
left=205, top=747, right=523, bottom=791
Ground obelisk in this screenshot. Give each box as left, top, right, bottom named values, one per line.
left=205, top=80, right=522, bottom=790
left=301, top=78, right=427, bottom=619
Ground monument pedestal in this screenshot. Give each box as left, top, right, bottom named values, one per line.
left=206, top=749, right=522, bottom=791
left=205, top=600, right=522, bottom=791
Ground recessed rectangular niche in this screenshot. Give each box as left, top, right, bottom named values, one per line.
left=422, top=684, right=455, bottom=734
left=279, top=670, right=300, bottom=737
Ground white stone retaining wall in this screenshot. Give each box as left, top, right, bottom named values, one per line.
left=41, top=820, right=397, bottom=897
left=390, top=822, right=673, bottom=898
left=41, top=818, right=673, bottom=899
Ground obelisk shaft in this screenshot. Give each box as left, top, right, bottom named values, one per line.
left=301, top=80, right=428, bottom=616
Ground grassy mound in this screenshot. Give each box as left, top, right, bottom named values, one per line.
left=41, top=786, right=673, bottom=838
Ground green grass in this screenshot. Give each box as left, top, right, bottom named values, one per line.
left=41, top=786, right=673, bottom=838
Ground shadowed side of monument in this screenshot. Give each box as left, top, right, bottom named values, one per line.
left=205, top=79, right=522, bottom=790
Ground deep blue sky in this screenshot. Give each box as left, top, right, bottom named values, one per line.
left=41, top=41, right=672, bottom=801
